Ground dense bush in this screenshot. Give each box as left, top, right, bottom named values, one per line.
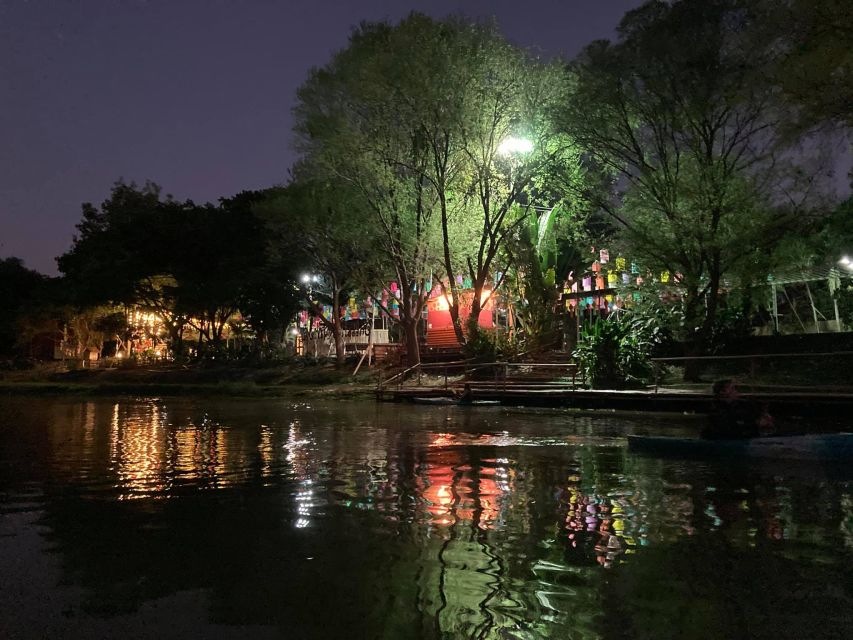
left=462, top=328, right=519, bottom=363
left=573, top=316, right=657, bottom=389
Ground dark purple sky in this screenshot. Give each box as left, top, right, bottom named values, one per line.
left=1, top=0, right=645, bottom=274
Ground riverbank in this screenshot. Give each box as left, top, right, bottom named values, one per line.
left=0, top=362, right=377, bottom=398
left=5, top=361, right=853, bottom=424
left=382, top=385, right=853, bottom=423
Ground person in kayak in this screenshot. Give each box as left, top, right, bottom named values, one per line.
left=702, top=379, right=767, bottom=439
left=456, top=383, right=474, bottom=405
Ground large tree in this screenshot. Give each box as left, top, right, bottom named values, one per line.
left=365, top=16, right=578, bottom=344
left=57, top=181, right=188, bottom=348
left=58, top=182, right=297, bottom=358
left=295, top=16, right=447, bottom=365
left=752, top=0, right=853, bottom=132
left=557, top=0, right=823, bottom=369
left=260, top=179, right=373, bottom=365
left=295, top=14, right=583, bottom=359
left=0, top=257, right=47, bottom=357
left=172, top=191, right=280, bottom=352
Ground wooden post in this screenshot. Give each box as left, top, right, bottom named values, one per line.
left=367, top=306, right=375, bottom=365
left=352, top=349, right=368, bottom=376
left=771, top=282, right=779, bottom=334
left=805, top=282, right=820, bottom=333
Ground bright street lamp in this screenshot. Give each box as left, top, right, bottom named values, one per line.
left=498, top=137, right=533, bottom=156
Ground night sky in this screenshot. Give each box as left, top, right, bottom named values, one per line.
left=1, top=0, right=645, bottom=274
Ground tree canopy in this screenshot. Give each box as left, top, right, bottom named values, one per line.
left=58, top=181, right=301, bottom=358
left=556, top=0, right=826, bottom=364
left=9, top=3, right=851, bottom=369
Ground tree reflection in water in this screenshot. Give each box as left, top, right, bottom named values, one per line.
left=0, top=397, right=851, bottom=639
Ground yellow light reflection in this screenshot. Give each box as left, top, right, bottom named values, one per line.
left=110, top=402, right=168, bottom=499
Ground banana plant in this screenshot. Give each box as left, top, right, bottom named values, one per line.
left=509, top=205, right=561, bottom=348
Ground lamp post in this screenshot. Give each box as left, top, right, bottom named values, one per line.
left=497, top=137, right=533, bottom=156
left=495, top=136, right=534, bottom=343
left=497, top=136, right=534, bottom=187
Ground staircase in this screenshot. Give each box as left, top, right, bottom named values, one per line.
left=421, top=327, right=463, bottom=363
left=425, top=327, right=460, bottom=347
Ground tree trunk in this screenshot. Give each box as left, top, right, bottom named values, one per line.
left=403, top=317, right=420, bottom=367
left=329, top=283, right=346, bottom=366
left=167, top=322, right=183, bottom=359
left=682, top=284, right=704, bottom=382
left=448, top=291, right=466, bottom=345
left=438, top=180, right=466, bottom=345
left=211, top=312, right=225, bottom=350
left=332, top=304, right=345, bottom=365
left=196, top=326, right=204, bottom=359
left=467, top=276, right=488, bottom=343
left=683, top=268, right=722, bottom=382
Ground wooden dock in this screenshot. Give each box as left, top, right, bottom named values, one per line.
left=378, top=385, right=853, bottom=419
left=376, top=353, right=853, bottom=419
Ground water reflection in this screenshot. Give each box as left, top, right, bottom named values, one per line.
left=0, top=397, right=851, bottom=639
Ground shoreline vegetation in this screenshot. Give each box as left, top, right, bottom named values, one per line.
left=2, top=362, right=850, bottom=429
left=0, top=362, right=379, bottom=398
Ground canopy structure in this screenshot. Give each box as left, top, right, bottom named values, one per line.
left=767, top=266, right=852, bottom=333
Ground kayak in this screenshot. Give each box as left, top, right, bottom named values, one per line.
left=411, top=397, right=501, bottom=406
left=627, top=433, right=853, bottom=462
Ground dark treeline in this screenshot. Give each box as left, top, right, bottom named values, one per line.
left=2, top=0, right=851, bottom=372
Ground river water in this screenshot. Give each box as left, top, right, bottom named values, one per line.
left=0, top=396, right=851, bottom=639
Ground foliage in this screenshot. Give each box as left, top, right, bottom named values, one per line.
left=751, top=0, right=853, bottom=131
left=258, top=178, right=373, bottom=365
left=824, top=195, right=853, bottom=261
left=9, top=5, right=851, bottom=366
left=294, top=15, right=447, bottom=365
left=0, top=257, right=49, bottom=357
left=573, top=315, right=657, bottom=389
left=294, top=14, right=585, bottom=360
left=506, top=206, right=561, bottom=348
left=557, top=0, right=823, bottom=370
left=617, top=282, right=683, bottom=350
left=618, top=276, right=765, bottom=356
left=461, top=328, right=519, bottom=363
left=64, top=306, right=127, bottom=358
left=411, top=19, right=579, bottom=344
left=57, top=181, right=301, bottom=359
left=763, top=192, right=853, bottom=333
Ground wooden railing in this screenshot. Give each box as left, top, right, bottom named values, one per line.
left=376, top=339, right=573, bottom=397
left=650, top=351, right=853, bottom=394
left=377, top=359, right=580, bottom=396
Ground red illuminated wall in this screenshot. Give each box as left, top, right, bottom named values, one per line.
left=426, top=292, right=494, bottom=345
left=427, top=307, right=493, bottom=331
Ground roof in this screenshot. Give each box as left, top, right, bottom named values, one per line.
left=767, top=266, right=852, bottom=286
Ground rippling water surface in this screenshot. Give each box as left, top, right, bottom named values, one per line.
left=0, top=397, right=851, bottom=639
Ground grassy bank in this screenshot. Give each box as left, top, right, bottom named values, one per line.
left=0, top=362, right=379, bottom=398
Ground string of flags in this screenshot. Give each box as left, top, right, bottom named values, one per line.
left=294, top=254, right=680, bottom=327
left=564, top=248, right=681, bottom=313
